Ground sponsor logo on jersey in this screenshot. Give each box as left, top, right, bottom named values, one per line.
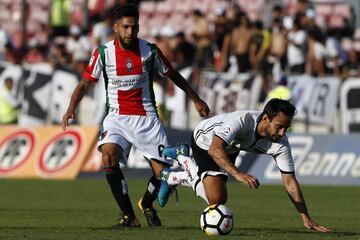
left=223, top=127, right=231, bottom=133
left=110, top=74, right=147, bottom=87
left=126, top=57, right=133, bottom=72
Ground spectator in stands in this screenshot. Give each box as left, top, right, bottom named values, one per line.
left=190, top=9, right=214, bottom=89
left=307, top=26, right=327, bottom=76
left=303, top=10, right=324, bottom=75
left=250, top=20, right=271, bottom=71
left=342, top=49, right=360, bottom=79
left=48, top=37, right=71, bottom=69
left=173, top=32, right=195, bottom=70
left=250, top=20, right=271, bottom=97
left=4, top=43, right=16, bottom=64
left=0, top=24, right=9, bottom=61
left=294, top=0, right=310, bottom=23
left=212, top=7, right=229, bottom=71
left=24, top=39, right=45, bottom=64
left=50, top=0, right=72, bottom=38
left=324, top=29, right=346, bottom=76
left=66, top=25, right=92, bottom=74
left=272, top=4, right=284, bottom=21
left=0, top=78, right=20, bottom=124
left=30, top=23, right=51, bottom=55
left=269, top=17, right=287, bottom=80
left=213, top=7, right=228, bottom=54
left=226, top=3, right=244, bottom=30
left=152, top=27, right=176, bottom=65
left=191, top=9, right=213, bottom=69
left=221, top=13, right=252, bottom=73
left=287, top=17, right=307, bottom=74
left=91, top=11, right=114, bottom=48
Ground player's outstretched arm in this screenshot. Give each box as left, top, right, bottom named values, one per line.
left=208, top=136, right=260, bottom=189
left=168, top=71, right=210, bottom=117
left=281, top=173, right=331, bottom=232
left=62, top=78, right=93, bottom=131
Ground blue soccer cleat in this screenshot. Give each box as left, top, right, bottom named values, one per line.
left=162, top=144, right=190, bottom=160
left=158, top=167, right=174, bottom=207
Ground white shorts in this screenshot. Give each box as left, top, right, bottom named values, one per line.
left=200, top=171, right=229, bottom=182
left=98, top=112, right=171, bottom=165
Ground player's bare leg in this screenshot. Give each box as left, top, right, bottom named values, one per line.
left=202, top=175, right=228, bottom=205
left=102, top=143, right=140, bottom=227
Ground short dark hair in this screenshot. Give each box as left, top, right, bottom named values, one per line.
left=114, top=4, right=139, bottom=20
left=263, top=98, right=296, bottom=121
left=272, top=5, right=283, bottom=12
left=193, top=9, right=203, bottom=17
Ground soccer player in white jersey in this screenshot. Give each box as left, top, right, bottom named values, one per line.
left=62, top=5, right=209, bottom=228
left=160, top=98, right=331, bottom=232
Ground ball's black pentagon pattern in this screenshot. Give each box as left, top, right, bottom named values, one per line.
left=200, top=204, right=233, bottom=235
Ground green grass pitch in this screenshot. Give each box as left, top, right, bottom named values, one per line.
left=0, top=178, right=359, bottom=240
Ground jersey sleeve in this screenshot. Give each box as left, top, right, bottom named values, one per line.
left=154, top=47, right=174, bottom=76
left=273, top=136, right=295, bottom=174
left=82, top=48, right=103, bottom=82
left=214, top=117, right=244, bottom=145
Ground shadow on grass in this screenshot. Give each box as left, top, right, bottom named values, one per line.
left=91, top=225, right=200, bottom=231
left=233, top=227, right=360, bottom=237
left=2, top=226, right=359, bottom=238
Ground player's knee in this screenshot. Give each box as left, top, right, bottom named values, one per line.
left=207, top=194, right=227, bottom=205
left=102, top=151, right=119, bottom=167
left=150, top=159, right=168, bottom=177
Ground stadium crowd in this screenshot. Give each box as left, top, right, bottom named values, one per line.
left=0, top=0, right=359, bottom=125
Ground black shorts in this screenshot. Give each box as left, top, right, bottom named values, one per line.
left=191, top=134, right=239, bottom=176
left=235, top=53, right=251, bottom=73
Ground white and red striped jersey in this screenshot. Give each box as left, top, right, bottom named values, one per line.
left=83, top=38, right=173, bottom=116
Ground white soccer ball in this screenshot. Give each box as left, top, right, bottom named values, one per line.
left=200, top=204, right=233, bottom=236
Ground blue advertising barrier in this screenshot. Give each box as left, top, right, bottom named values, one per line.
left=248, top=134, right=360, bottom=185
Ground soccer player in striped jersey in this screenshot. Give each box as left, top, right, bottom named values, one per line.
left=160, top=99, right=330, bottom=232
left=62, top=4, right=209, bottom=228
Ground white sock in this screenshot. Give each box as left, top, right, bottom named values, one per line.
left=167, top=171, right=191, bottom=187
left=177, top=155, right=199, bottom=184
left=193, top=177, right=209, bottom=204
left=176, top=155, right=209, bottom=203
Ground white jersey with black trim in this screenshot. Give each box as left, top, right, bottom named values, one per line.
left=83, top=38, right=173, bottom=116
left=193, top=110, right=294, bottom=173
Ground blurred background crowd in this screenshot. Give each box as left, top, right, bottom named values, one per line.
left=0, top=0, right=359, bottom=129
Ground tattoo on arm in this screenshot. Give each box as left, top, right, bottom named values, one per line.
left=287, top=192, right=309, bottom=215
left=285, top=180, right=309, bottom=216
left=211, top=147, right=238, bottom=176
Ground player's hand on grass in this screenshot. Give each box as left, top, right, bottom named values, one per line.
left=304, top=218, right=331, bottom=233
left=62, top=110, right=76, bottom=131
left=194, top=99, right=210, bottom=117
left=236, top=172, right=260, bottom=189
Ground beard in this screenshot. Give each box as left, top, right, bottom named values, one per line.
left=118, top=36, right=135, bottom=49
left=265, top=125, right=281, bottom=142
